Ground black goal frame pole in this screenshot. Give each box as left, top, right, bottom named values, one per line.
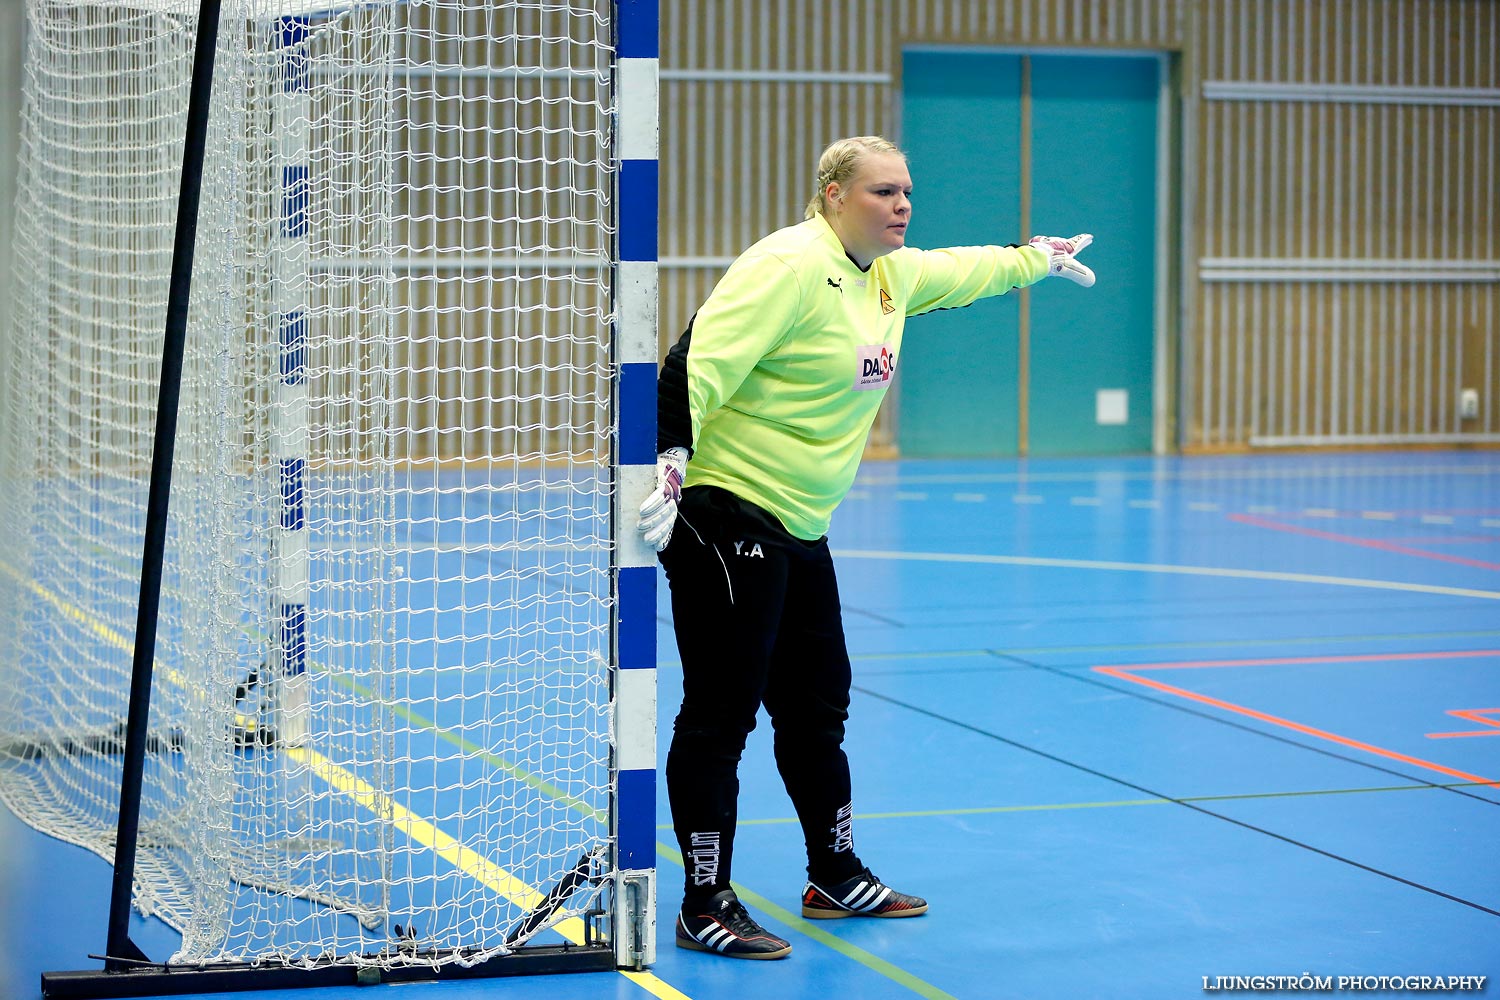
left=102, top=0, right=224, bottom=974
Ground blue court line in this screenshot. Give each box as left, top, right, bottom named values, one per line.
left=1093, top=652, right=1500, bottom=791
left=989, top=650, right=1500, bottom=808
left=658, top=781, right=1499, bottom=830
left=852, top=685, right=1500, bottom=919
left=658, top=629, right=1500, bottom=672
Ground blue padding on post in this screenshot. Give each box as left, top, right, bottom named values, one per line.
left=282, top=165, right=309, bottom=239
left=279, top=604, right=306, bottom=676
left=616, top=768, right=657, bottom=870
left=277, top=15, right=309, bottom=49
left=616, top=0, right=659, bottom=59
left=279, top=458, right=305, bottom=530
left=279, top=310, right=306, bottom=384
left=618, top=159, right=658, bottom=263
left=619, top=362, right=658, bottom=467
left=617, top=565, right=655, bottom=671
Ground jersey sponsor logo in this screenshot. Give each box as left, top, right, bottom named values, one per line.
left=879, top=287, right=894, bottom=315
left=826, top=277, right=843, bottom=294
left=854, top=344, right=897, bottom=391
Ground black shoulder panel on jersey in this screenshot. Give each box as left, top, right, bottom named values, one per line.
left=656, top=313, right=696, bottom=455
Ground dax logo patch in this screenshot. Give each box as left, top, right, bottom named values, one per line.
left=854, top=344, right=897, bottom=391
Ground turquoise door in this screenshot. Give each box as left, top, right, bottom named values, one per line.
left=899, top=49, right=1161, bottom=456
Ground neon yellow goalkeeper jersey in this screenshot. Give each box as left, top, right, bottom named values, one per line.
left=662, top=212, right=1049, bottom=540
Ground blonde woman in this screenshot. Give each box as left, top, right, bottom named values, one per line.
left=640, top=136, right=1094, bottom=960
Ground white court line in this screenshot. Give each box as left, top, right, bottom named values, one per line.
left=831, top=549, right=1500, bottom=602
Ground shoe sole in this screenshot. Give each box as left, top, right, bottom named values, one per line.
left=802, top=903, right=929, bottom=919
left=676, top=936, right=792, bottom=960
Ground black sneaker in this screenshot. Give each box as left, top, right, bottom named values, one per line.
left=676, top=889, right=792, bottom=959
left=802, top=867, right=928, bottom=919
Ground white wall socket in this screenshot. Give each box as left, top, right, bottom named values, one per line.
left=1459, top=388, right=1480, bottom=420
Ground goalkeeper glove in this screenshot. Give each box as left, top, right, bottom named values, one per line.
left=1029, top=233, right=1096, bottom=287
left=637, top=447, right=689, bottom=552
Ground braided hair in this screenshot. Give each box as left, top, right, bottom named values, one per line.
left=803, top=135, right=906, bottom=220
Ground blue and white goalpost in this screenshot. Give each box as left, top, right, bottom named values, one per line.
left=611, top=0, right=661, bottom=969
left=272, top=10, right=311, bottom=749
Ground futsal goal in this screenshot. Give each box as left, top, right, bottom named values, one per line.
left=0, top=0, right=659, bottom=994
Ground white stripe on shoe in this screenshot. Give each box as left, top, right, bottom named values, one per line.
left=841, top=881, right=873, bottom=907
left=842, top=881, right=891, bottom=910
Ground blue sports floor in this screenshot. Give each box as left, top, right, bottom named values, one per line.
left=4, top=451, right=1498, bottom=999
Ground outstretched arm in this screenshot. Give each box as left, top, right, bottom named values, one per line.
left=1028, top=233, right=1096, bottom=287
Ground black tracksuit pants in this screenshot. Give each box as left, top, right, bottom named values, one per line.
left=660, top=485, right=865, bottom=907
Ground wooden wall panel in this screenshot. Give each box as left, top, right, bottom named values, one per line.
left=658, top=0, right=1499, bottom=452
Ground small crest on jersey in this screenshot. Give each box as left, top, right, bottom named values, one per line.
left=879, top=287, right=895, bottom=315
left=854, top=344, right=897, bottom=391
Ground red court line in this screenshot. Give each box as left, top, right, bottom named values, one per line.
left=1093, top=653, right=1499, bottom=789
left=1229, top=512, right=1500, bottom=572
left=1383, top=536, right=1500, bottom=546
left=1427, top=707, right=1500, bottom=739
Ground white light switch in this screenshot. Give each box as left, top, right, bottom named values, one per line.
left=1096, top=389, right=1128, bottom=425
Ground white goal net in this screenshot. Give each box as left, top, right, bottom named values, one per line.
left=0, top=0, right=620, bottom=970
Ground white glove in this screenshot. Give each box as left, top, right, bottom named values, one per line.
left=1029, top=233, right=1096, bottom=287
left=637, top=447, right=689, bottom=552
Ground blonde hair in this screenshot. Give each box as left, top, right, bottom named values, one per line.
left=803, top=135, right=907, bottom=220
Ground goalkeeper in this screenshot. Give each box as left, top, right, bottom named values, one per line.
left=639, top=135, right=1095, bottom=961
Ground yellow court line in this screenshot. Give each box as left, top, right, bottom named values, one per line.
left=293, top=744, right=692, bottom=997
left=299, top=747, right=554, bottom=923
left=661, top=780, right=1497, bottom=831
left=2, top=563, right=202, bottom=696
left=4, top=564, right=692, bottom=999
left=620, top=968, right=695, bottom=1000
left=657, top=628, right=1500, bottom=671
